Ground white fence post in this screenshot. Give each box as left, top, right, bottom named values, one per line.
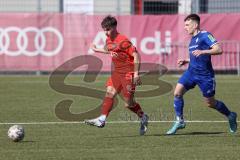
left=237, top=42, right=240, bottom=76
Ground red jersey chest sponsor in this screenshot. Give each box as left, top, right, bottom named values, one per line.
left=106, top=34, right=135, bottom=73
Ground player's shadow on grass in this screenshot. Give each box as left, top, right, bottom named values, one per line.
left=104, top=135, right=142, bottom=138
left=104, top=132, right=226, bottom=138
left=147, top=131, right=225, bottom=137
left=20, top=140, right=35, bottom=143
left=171, top=131, right=225, bottom=136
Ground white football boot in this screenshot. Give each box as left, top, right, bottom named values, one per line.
left=84, top=118, right=105, bottom=128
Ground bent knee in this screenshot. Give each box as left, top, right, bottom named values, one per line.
left=105, top=87, right=117, bottom=98
left=205, top=100, right=216, bottom=108
left=206, top=102, right=215, bottom=108
left=105, top=92, right=115, bottom=98
left=125, top=104, right=130, bottom=108
left=205, top=98, right=216, bottom=108
left=174, top=92, right=183, bottom=98
left=174, top=84, right=185, bottom=97
left=124, top=101, right=135, bottom=108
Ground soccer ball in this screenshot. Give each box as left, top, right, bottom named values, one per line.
left=7, top=125, right=25, bottom=142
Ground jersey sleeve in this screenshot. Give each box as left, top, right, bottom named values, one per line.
left=203, top=32, right=218, bottom=48
left=120, top=38, right=137, bottom=56
left=126, top=44, right=137, bottom=56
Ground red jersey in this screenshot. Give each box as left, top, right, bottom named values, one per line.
left=105, top=33, right=137, bottom=74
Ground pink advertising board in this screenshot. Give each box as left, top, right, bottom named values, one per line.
left=0, top=14, right=239, bottom=71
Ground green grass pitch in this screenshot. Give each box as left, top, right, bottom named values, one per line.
left=0, top=75, right=239, bottom=160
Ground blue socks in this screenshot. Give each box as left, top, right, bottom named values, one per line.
left=174, top=96, right=184, bottom=121
left=173, top=97, right=231, bottom=120
left=214, top=100, right=231, bottom=117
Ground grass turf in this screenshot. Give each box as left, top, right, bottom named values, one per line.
left=0, top=75, right=239, bottom=160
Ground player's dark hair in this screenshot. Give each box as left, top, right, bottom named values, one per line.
left=101, top=15, right=117, bottom=29
left=184, top=14, right=200, bottom=26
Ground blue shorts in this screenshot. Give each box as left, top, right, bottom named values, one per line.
left=178, top=70, right=216, bottom=98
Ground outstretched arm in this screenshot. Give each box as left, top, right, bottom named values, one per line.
left=91, top=44, right=118, bottom=57
left=90, top=44, right=109, bottom=54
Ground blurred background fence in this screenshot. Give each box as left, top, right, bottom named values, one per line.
left=1, top=0, right=240, bottom=14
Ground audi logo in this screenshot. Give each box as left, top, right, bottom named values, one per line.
left=0, top=27, right=63, bottom=56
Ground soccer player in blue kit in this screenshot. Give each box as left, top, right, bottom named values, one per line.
left=167, top=14, right=237, bottom=135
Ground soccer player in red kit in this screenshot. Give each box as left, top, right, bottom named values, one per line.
left=84, top=15, right=149, bottom=135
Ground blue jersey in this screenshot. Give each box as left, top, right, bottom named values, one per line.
left=188, top=31, right=218, bottom=76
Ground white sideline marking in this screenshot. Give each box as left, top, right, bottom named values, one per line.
left=0, top=120, right=239, bottom=125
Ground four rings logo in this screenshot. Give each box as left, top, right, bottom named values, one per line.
left=0, top=27, right=63, bottom=56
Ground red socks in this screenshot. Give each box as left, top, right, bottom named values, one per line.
left=101, top=97, right=114, bottom=116
left=127, top=103, right=144, bottom=118
left=101, top=97, right=143, bottom=118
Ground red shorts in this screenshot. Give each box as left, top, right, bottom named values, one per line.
left=106, top=72, right=136, bottom=99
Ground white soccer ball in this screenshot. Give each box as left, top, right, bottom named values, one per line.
left=7, top=125, right=25, bottom=142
